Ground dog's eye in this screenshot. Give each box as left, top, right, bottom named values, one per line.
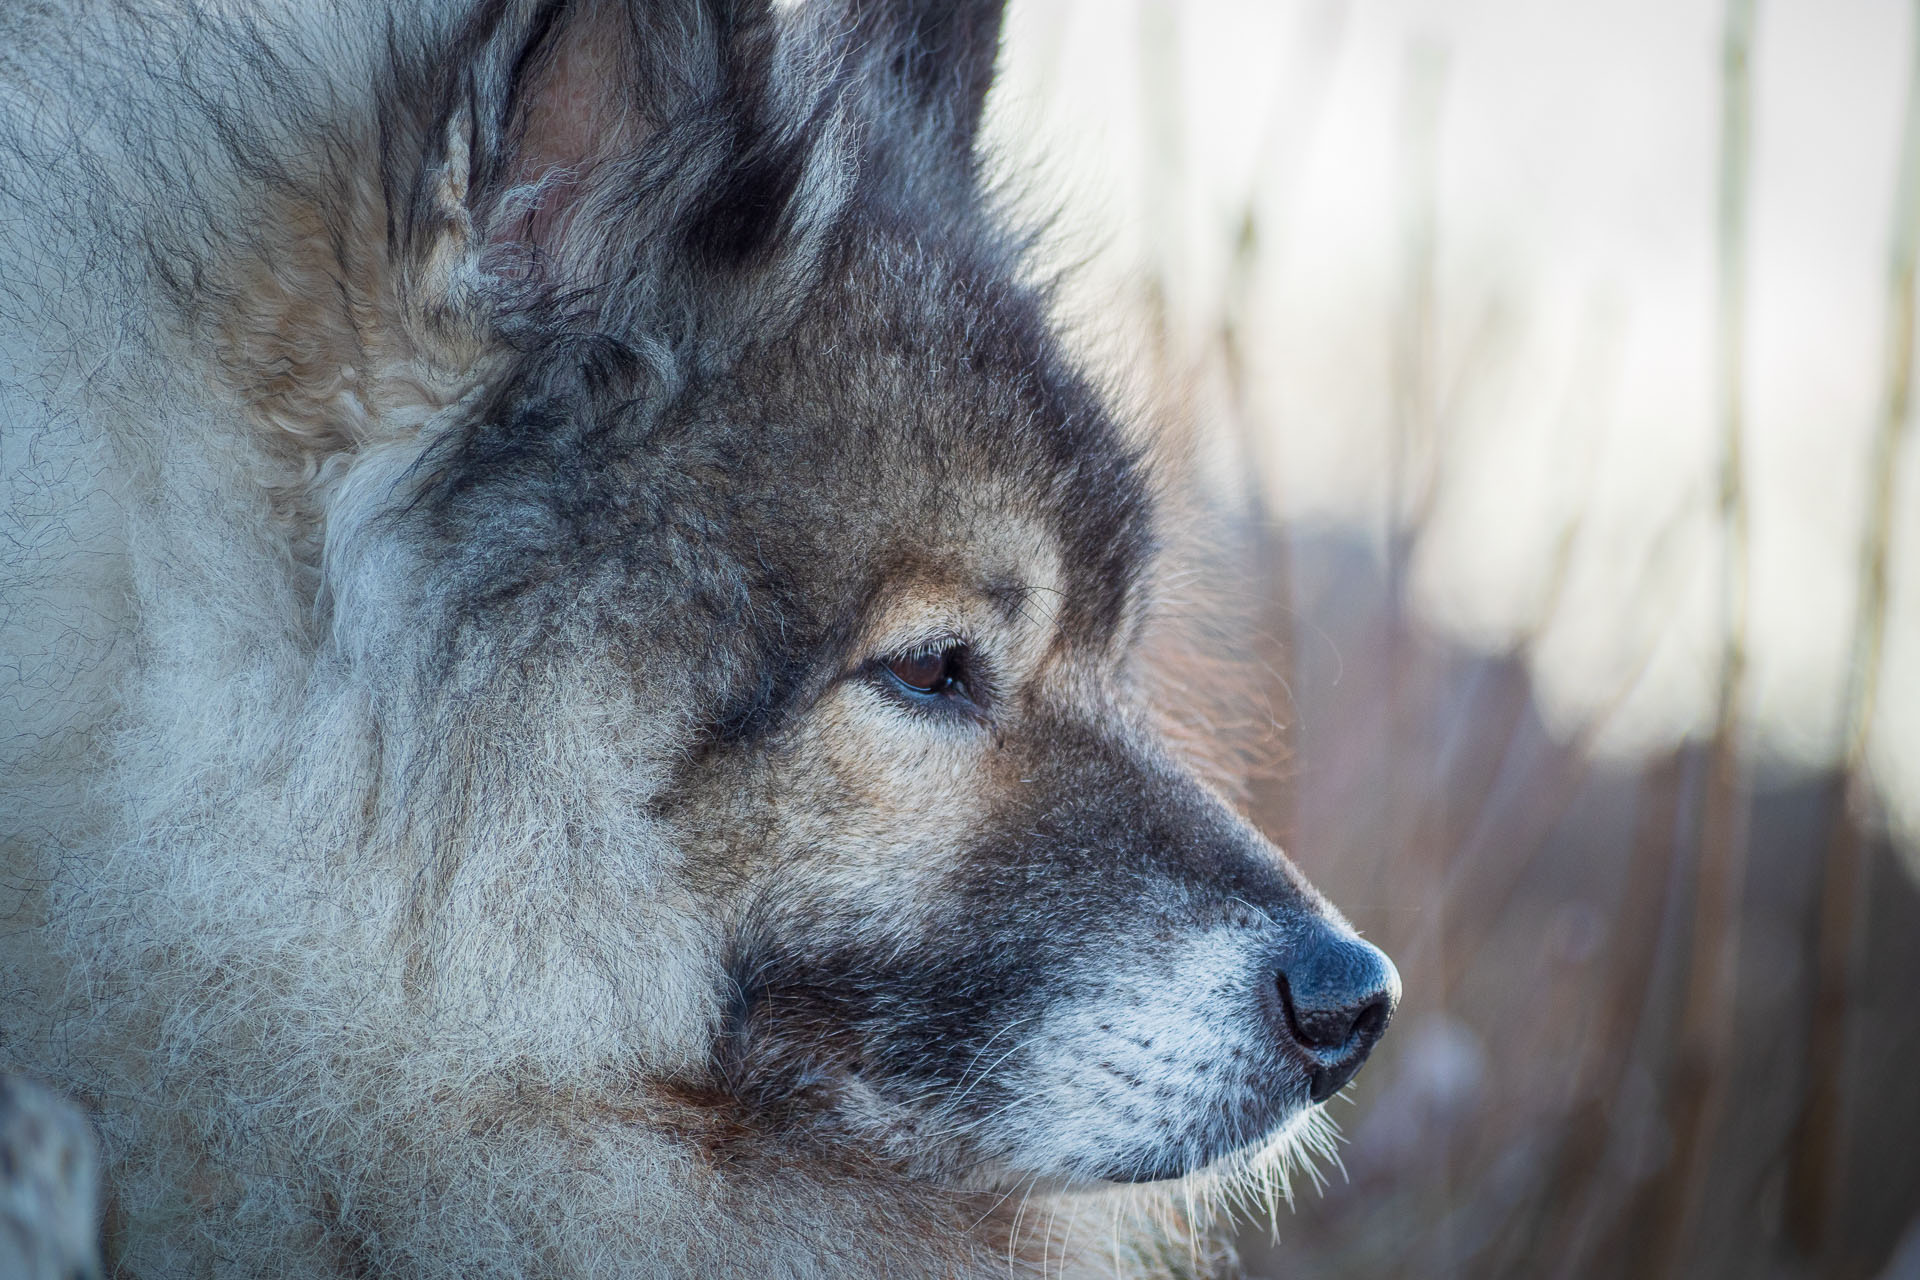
left=881, top=642, right=968, bottom=699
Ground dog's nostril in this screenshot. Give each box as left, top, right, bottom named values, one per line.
left=1276, top=972, right=1329, bottom=1051
left=1347, top=987, right=1391, bottom=1046
left=1276, top=971, right=1387, bottom=1051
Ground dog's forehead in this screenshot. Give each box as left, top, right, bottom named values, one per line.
left=742, top=236, right=1159, bottom=647
left=848, top=504, right=1065, bottom=644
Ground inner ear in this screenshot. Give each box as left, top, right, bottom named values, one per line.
left=403, top=0, right=742, bottom=307
left=408, top=0, right=853, bottom=314
left=486, top=0, right=648, bottom=251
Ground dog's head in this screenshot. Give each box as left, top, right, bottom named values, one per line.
left=252, top=0, right=1395, bottom=1193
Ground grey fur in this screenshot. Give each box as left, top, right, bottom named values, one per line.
left=0, top=1075, right=101, bottom=1280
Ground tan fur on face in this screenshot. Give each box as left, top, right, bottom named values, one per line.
left=711, top=509, right=1072, bottom=895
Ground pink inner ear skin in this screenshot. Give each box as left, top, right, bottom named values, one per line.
left=498, top=4, right=646, bottom=257
left=516, top=6, right=643, bottom=181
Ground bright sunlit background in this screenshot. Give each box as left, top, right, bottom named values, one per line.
left=983, top=2, right=1920, bottom=1277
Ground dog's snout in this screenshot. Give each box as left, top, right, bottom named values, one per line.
left=1266, top=927, right=1400, bottom=1104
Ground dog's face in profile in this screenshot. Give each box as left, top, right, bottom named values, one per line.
left=313, top=0, right=1398, bottom=1193
left=653, top=279, right=1399, bottom=1185
left=1, top=0, right=1396, bottom=1267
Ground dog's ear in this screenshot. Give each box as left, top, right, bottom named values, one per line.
left=393, top=0, right=853, bottom=345
left=847, top=0, right=1006, bottom=199
left=219, top=0, right=858, bottom=556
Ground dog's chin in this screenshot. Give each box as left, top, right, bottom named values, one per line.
left=1080, top=1094, right=1320, bottom=1186
left=1085, top=1138, right=1272, bottom=1186
left=1087, top=1153, right=1205, bottom=1186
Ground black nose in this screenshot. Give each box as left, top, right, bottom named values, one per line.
left=1268, top=926, right=1400, bottom=1103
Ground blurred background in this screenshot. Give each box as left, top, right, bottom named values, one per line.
left=981, top=1, right=1920, bottom=1277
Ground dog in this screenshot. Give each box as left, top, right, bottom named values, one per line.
left=0, top=0, right=1398, bottom=1274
